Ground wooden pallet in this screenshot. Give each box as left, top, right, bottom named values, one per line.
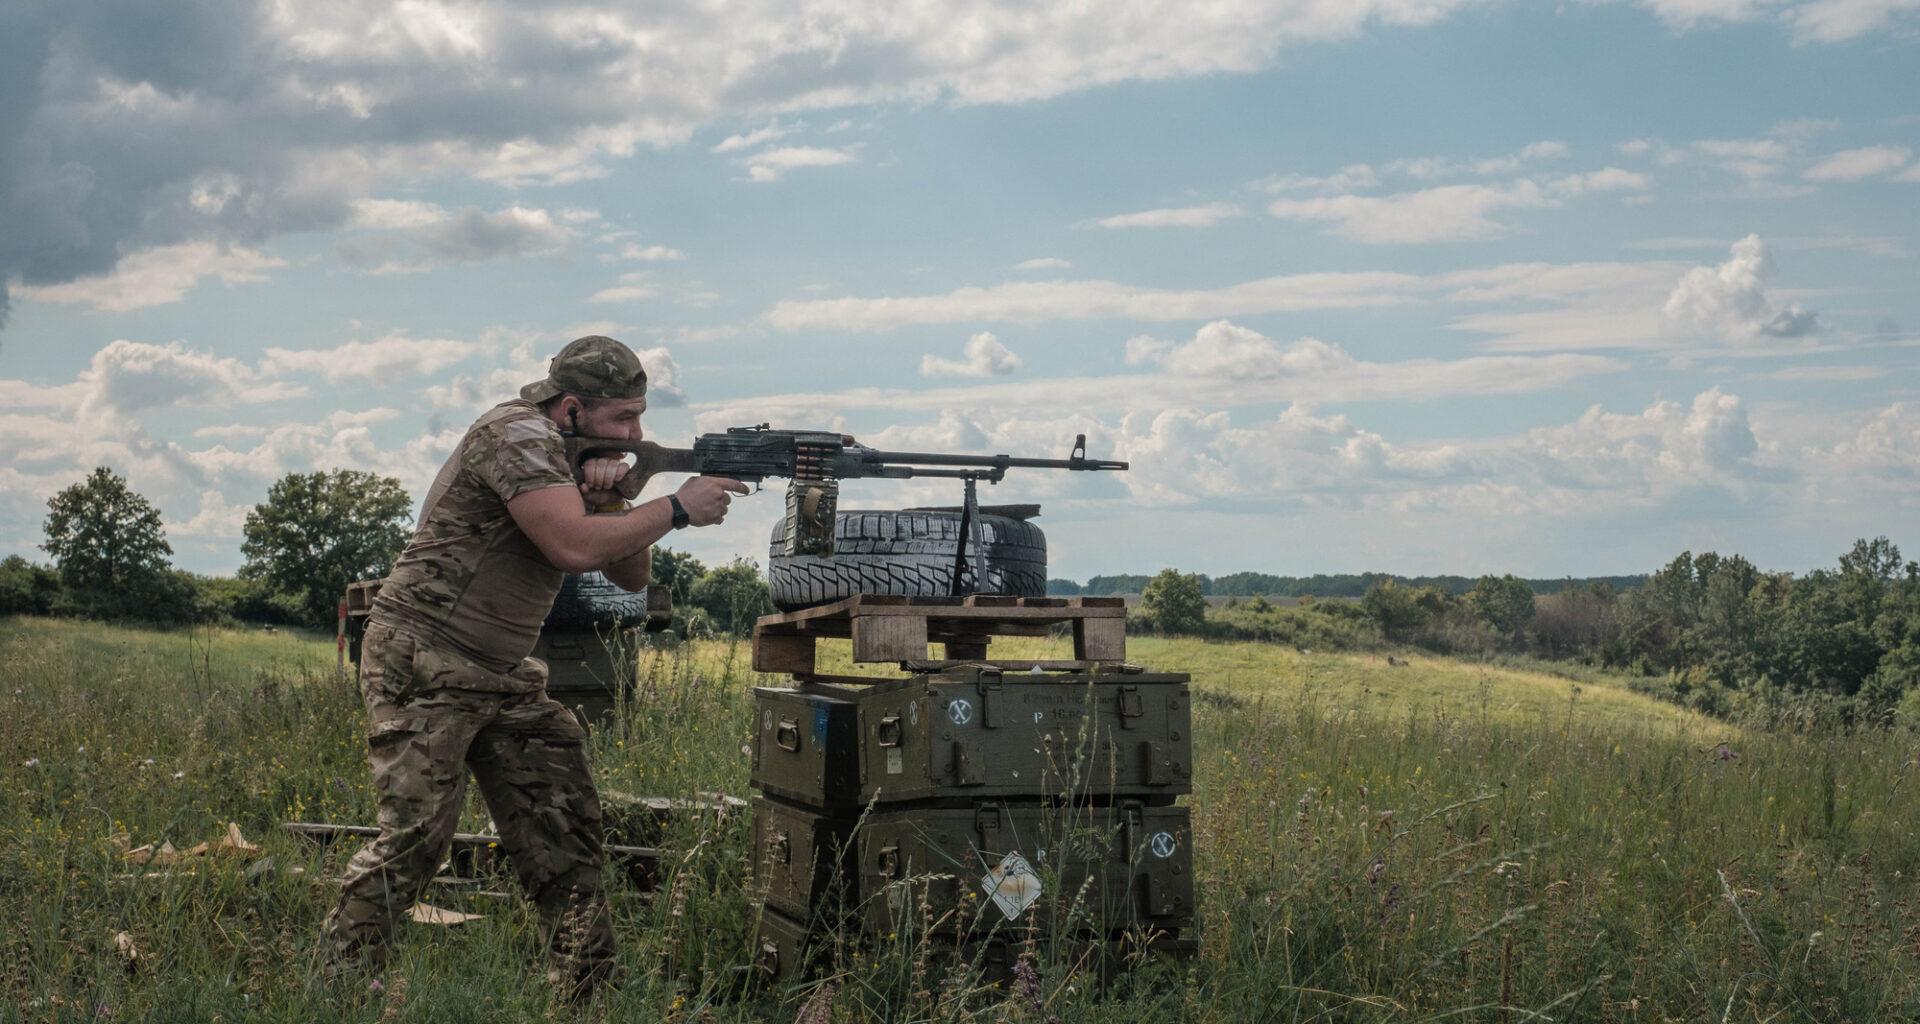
left=752, top=594, right=1127, bottom=681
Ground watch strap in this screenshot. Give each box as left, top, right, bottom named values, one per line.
left=667, top=493, right=690, bottom=529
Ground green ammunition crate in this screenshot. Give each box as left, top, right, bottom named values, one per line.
left=751, top=905, right=825, bottom=984
left=838, top=668, right=1193, bottom=804
left=749, top=687, right=863, bottom=808
left=749, top=796, right=858, bottom=920
left=855, top=801, right=1194, bottom=937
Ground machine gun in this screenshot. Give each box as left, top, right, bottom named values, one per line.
left=563, top=425, right=1127, bottom=588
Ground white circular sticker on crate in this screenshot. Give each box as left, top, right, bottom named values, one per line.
left=982, top=852, right=1043, bottom=921
left=948, top=699, right=975, bottom=725
left=1150, top=832, right=1179, bottom=859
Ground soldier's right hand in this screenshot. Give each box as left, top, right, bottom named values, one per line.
left=677, top=476, right=750, bottom=526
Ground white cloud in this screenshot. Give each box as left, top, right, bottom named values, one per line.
left=170, top=489, right=252, bottom=540
left=1634, top=0, right=1776, bottom=31
left=1549, top=168, right=1650, bottom=195
left=336, top=204, right=575, bottom=274
left=348, top=198, right=449, bottom=230
left=1804, top=145, right=1913, bottom=181
left=764, top=269, right=1421, bottom=331
left=1384, top=141, right=1569, bottom=180
left=1091, top=203, right=1242, bottom=229
left=589, top=273, right=658, bottom=304
left=743, top=147, right=858, bottom=182
left=1898, top=162, right=1920, bottom=183
left=80, top=339, right=303, bottom=416
left=631, top=346, right=687, bottom=407
left=766, top=255, right=1713, bottom=342
left=1662, top=234, right=1822, bottom=345
left=1830, top=402, right=1920, bottom=481
left=1267, top=181, right=1555, bottom=244
left=703, top=320, right=1626, bottom=425
left=261, top=333, right=481, bottom=385
left=1765, top=365, right=1887, bottom=381
left=615, top=244, right=688, bottom=262
left=1014, top=257, right=1073, bottom=270
left=14, top=243, right=285, bottom=313
left=1788, top=0, right=1920, bottom=42
left=920, top=332, right=1023, bottom=377
left=712, top=122, right=800, bottom=153
left=1259, top=164, right=1381, bottom=194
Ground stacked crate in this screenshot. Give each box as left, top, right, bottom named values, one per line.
left=744, top=595, right=1196, bottom=981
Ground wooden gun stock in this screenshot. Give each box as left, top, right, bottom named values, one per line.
left=563, top=437, right=700, bottom=501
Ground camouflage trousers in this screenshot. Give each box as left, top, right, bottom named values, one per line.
left=323, top=626, right=617, bottom=993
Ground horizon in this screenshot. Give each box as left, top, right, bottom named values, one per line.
left=2, top=1, right=1916, bottom=583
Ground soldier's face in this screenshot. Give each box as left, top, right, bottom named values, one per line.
left=572, top=396, right=647, bottom=440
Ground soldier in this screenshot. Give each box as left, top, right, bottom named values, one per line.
left=322, top=335, right=747, bottom=996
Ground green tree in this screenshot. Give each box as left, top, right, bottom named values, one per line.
left=1142, top=568, right=1207, bottom=635
left=0, top=555, right=61, bottom=615
left=41, top=466, right=183, bottom=621
left=1468, top=574, right=1538, bottom=638
left=1362, top=579, right=1424, bottom=642
left=240, top=470, right=413, bottom=629
left=689, top=558, right=776, bottom=637
left=650, top=548, right=708, bottom=609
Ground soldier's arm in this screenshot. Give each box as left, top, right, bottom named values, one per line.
left=507, top=476, right=748, bottom=574
left=603, top=547, right=650, bottom=592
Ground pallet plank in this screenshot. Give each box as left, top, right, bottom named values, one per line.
left=752, top=630, right=816, bottom=675
left=852, top=613, right=927, bottom=661
left=1074, top=617, right=1128, bottom=662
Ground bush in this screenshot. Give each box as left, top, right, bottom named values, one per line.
left=0, top=555, right=60, bottom=615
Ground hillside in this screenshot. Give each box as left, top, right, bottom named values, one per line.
left=4, top=614, right=1915, bottom=1022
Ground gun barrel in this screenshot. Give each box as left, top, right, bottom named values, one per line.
left=858, top=450, right=1128, bottom=472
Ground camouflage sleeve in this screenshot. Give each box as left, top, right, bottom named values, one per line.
left=468, top=410, right=577, bottom=502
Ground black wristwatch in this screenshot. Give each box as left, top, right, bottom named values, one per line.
left=667, top=494, right=691, bottom=529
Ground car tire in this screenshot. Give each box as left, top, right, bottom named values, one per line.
left=545, top=571, right=651, bottom=630
left=766, top=509, right=1048, bottom=611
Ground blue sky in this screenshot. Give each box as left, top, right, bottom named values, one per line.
left=2, top=0, right=1916, bottom=583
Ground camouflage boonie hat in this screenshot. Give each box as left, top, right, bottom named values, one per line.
left=520, top=336, right=648, bottom=403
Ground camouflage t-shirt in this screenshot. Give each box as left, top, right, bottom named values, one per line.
left=370, top=399, right=577, bottom=687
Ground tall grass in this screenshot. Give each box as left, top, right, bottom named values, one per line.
left=5, top=616, right=1920, bottom=1021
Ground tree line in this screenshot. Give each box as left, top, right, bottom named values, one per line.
left=0, top=465, right=775, bottom=638
left=1128, top=537, right=1920, bottom=726
left=1052, top=570, right=1648, bottom=598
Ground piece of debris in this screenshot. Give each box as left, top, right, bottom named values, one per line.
left=114, top=823, right=263, bottom=866
left=409, top=903, right=483, bottom=926
left=112, top=931, right=140, bottom=966
left=1387, top=656, right=1410, bottom=667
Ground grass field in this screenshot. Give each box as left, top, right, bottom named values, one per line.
left=5, top=616, right=1919, bottom=1022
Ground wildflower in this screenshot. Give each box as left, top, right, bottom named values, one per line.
left=367, top=978, right=384, bottom=993
left=1714, top=744, right=1738, bottom=761
left=22, top=758, right=39, bottom=769
left=172, top=771, right=185, bottom=780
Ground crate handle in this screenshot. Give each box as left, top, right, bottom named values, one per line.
left=878, top=845, right=901, bottom=879
left=876, top=713, right=903, bottom=747
left=775, top=717, right=802, bottom=752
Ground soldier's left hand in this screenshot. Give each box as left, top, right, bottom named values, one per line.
left=578, top=456, right=629, bottom=508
